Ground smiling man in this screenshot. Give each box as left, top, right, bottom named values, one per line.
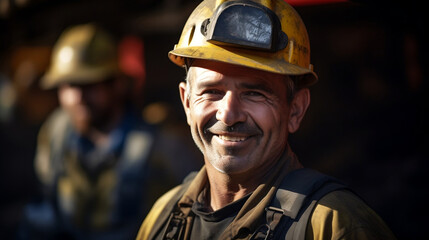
left=136, top=0, right=396, bottom=239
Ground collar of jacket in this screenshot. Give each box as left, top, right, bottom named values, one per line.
left=177, top=144, right=303, bottom=239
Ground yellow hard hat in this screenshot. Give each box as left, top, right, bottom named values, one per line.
left=41, top=23, right=119, bottom=89
left=169, top=0, right=317, bottom=87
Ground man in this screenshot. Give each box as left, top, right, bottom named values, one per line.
left=137, top=0, right=397, bottom=239
left=19, top=23, right=200, bottom=240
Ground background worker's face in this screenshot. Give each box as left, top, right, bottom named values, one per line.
left=58, top=79, right=119, bottom=134
left=180, top=60, right=309, bottom=176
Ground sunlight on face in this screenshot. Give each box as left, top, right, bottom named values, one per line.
left=182, top=60, right=292, bottom=176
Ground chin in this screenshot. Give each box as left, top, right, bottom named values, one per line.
left=210, top=156, right=253, bottom=175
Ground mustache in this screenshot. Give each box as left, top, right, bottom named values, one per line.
left=204, top=118, right=261, bottom=136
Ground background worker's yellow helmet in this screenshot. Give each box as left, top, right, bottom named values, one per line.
left=169, top=0, right=318, bottom=87
left=41, top=23, right=119, bottom=89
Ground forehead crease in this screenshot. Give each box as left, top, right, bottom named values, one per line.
left=191, top=64, right=285, bottom=91
left=193, top=67, right=222, bottom=83
left=194, top=76, right=223, bottom=89
left=239, top=80, right=275, bottom=92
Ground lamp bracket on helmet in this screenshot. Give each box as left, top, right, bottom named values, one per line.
left=200, top=0, right=288, bottom=52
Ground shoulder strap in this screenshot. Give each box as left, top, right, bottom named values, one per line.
left=261, top=168, right=349, bottom=240
left=145, top=171, right=197, bottom=240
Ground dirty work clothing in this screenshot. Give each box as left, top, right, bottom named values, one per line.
left=137, top=148, right=396, bottom=240
left=20, top=108, right=200, bottom=240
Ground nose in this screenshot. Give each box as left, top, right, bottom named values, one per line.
left=216, top=91, right=246, bottom=126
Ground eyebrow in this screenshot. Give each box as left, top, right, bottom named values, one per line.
left=239, top=82, right=275, bottom=95
left=194, top=76, right=276, bottom=95
left=195, top=79, right=222, bottom=89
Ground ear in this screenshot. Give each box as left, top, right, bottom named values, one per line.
left=288, top=88, right=310, bottom=133
left=179, top=81, right=191, bottom=125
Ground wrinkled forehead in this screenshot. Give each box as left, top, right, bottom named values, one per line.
left=187, top=59, right=290, bottom=88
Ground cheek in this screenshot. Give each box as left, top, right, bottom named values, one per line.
left=186, top=102, right=214, bottom=153
left=189, top=101, right=215, bottom=130
left=250, top=104, right=289, bottom=136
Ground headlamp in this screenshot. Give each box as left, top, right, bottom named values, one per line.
left=201, top=0, right=288, bottom=52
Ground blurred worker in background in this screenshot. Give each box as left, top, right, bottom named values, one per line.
left=18, top=23, right=200, bottom=240
left=136, top=0, right=396, bottom=239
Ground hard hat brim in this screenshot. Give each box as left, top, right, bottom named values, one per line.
left=169, top=45, right=318, bottom=87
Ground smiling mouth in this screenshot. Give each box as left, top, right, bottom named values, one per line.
left=217, top=134, right=248, bottom=142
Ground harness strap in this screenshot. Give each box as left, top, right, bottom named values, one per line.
left=150, top=169, right=348, bottom=240
left=249, top=206, right=284, bottom=240
left=252, top=168, right=348, bottom=240
left=285, top=200, right=317, bottom=240
left=162, top=212, right=187, bottom=239
left=148, top=172, right=197, bottom=240
left=286, top=181, right=348, bottom=240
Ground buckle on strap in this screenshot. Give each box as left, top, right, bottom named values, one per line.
left=250, top=207, right=286, bottom=240
left=162, top=212, right=187, bottom=240
left=249, top=224, right=272, bottom=240
left=265, top=206, right=285, bottom=225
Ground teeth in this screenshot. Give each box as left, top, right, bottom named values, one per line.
left=218, top=135, right=246, bottom=142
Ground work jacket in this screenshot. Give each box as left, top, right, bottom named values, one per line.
left=137, top=148, right=397, bottom=240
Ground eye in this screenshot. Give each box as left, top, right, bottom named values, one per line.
left=200, top=89, right=224, bottom=100
left=204, top=89, right=222, bottom=95
left=244, top=91, right=266, bottom=100
left=245, top=91, right=263, bottom=96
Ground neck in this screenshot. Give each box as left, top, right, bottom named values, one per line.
left=205, top=152, right=285, bottom=211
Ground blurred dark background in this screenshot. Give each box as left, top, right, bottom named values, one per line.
left=0, top=0, right=427, bottom=239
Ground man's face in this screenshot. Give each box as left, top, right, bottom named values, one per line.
left=58, top=79, right=117, bottom=134
left=180, top=60, right=294, bottom=175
